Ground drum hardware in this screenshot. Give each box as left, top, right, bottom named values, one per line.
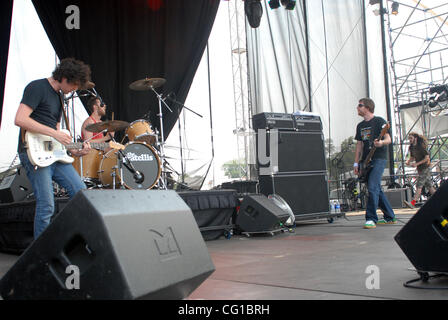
left=130, top=77, right=172, bottom=189
left=167, top=93, right=203, bottom=186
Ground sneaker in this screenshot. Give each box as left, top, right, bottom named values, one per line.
left=364, top=220, right=376, bottom=229
left=377, top=218, right=397, bottom=225
left=403, top=200, right=415, bottom=209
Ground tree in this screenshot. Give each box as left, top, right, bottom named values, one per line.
left=325, top=138, right=336, bottom=158
left=327, top=136, right=356, bottom=180
left=222, top=159, right=245, bottom=179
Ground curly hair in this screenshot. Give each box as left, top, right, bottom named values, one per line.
left=409, top=132, right=428, bottom=149
left=52, top=58, right=91, bottom=87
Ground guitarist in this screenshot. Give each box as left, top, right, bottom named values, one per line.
left=353, top=98, right=396, bottom=229
left=14, top=58, right=92, bottom=239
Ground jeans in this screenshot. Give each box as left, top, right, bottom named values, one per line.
left=19, top=152, right=86, bottom=239
left=365, top=159, right=395, bottom=223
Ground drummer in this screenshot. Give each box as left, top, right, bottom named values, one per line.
left=81, top=96, right=115, bottom=144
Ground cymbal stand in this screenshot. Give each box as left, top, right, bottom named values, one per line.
left=150, top=86, right=173, bottom=189
left=166, top=95, right=203, bottom=186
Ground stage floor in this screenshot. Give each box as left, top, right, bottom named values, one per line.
left=1, top=208, right=448, bottom=300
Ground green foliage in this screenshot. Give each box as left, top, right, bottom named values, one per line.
left=327, top=136, right=356, bottom=180
left=222, top=159, right=245, bottom=179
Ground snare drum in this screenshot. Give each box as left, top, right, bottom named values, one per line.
left=98, top=142, right=161, bottom=189
left=125, top=119, right=157, bottom=145
left=72, top=149, right=103, bottom=180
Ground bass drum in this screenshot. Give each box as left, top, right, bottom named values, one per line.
left=99, top=142, right=161, bottom=190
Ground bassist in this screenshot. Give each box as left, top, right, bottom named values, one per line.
left=353, top=98, right=396, bottom=229
left=14, top=58, right=92, bottom=239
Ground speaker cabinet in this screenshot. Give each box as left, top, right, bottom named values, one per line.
left=259, top=173, right=330, bottom=217
left=256, top=131, right=326, bottom=174
left=395, top=182, right=448, bottom=273
left=384, top=188, right=411, bottom=209
left=0, top=167, right=33, bottom=203
left=236, top=194, right=290, bottom=233
left=0, top=190, right=215, bottom=300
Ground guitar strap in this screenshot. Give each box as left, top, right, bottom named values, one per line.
left=58, top=91, right=71, bottom=133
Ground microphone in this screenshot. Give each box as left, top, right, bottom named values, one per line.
left=133, top=171, right=144, bottom=184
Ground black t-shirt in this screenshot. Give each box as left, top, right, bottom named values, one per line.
left=355, top=116, right=389, bottom=161
left=18, top=79, right=63, bottom=153
left=409, top=144, right=429, bottom=171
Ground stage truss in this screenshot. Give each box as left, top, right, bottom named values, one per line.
left=383, top=0, right=448, bottom=187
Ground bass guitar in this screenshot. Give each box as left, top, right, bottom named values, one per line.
left=358, top=122, right=390, bottom=183
left=25, top=130, right=124, bottom=168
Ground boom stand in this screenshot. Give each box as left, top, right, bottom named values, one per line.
left=150, top=86, right=173, bottom=189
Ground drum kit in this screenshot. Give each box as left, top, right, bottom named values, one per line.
left=73, top=77, right=178, bottom=191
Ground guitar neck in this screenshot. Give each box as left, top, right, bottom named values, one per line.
left=364, top=147, right=376, bottom=164
left=66, top=142, right=108, bottom=150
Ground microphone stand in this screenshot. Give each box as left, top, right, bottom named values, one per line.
left=331, top=143, right=353, bottom=210
left=150, top=86, right=174, bottom=189
left=165, top=94, right=203, bottom=186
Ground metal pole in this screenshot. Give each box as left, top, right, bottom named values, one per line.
left=380, top=0, right=395, bottom=180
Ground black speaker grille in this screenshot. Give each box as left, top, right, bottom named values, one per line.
left=259, top=173, right=330, bottom=216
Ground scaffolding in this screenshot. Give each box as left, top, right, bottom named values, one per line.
left=383, top=0, right=448, bottom=187
left=227, top=0, right=252, bottom=180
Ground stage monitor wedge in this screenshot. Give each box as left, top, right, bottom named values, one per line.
left=236, top=194, right=290, bottom=233
left=395, top=182, right=448, bottom=274
left=0, top=190, right=215, bottom=300
left=0, top=167, right=33, bottom=203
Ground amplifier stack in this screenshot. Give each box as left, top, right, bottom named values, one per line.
left=253, top=112, right=334, bottom=221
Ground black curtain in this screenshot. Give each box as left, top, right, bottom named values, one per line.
left=31, top=0, right=220, bottom=139
left=0, top=0, right=14, bottom=126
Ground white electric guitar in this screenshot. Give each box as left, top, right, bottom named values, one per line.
left=25, top=130, right=124, bottom=168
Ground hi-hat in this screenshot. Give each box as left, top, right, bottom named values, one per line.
left=129, top=78, right=166, bottom=91
left=85, top=120, right=130, bottom=133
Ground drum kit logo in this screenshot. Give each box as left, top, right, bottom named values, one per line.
left=126, top=152, right=154, bottom=162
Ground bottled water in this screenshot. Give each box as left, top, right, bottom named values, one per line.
left=335, top=200, right=341, bottom=213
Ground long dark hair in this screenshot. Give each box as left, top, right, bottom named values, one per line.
left=409, top=132, right=428, bottom=149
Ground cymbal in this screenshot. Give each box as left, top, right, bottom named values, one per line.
left=79, top=81, right=95, bottom=90
left=129, top=78, right=166, bottom=91
left=85, top=120, right=129, bottom=133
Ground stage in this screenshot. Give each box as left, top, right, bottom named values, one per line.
left=1, top=207, right=447, bottom=300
